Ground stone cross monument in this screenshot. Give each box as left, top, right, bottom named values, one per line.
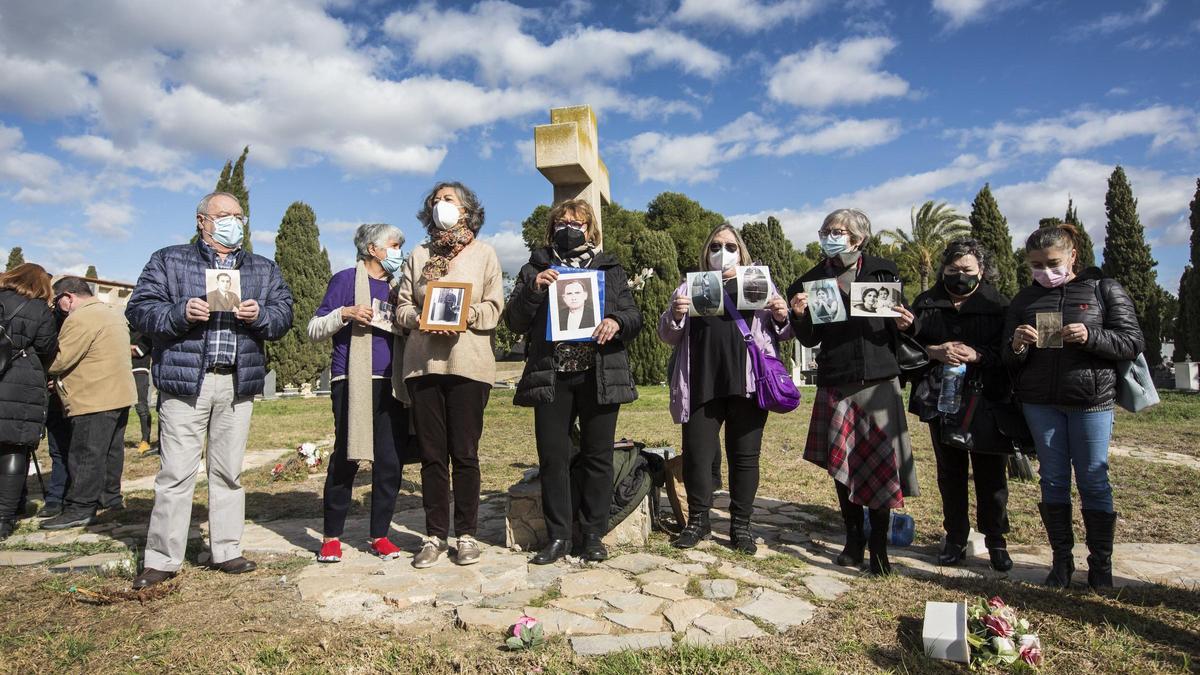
left=534, top=105, right=611, bottom=237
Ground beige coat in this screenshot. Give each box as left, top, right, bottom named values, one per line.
left=395, top=240, right=503, bottom=387
left=48, top=297, right=137, bottom=417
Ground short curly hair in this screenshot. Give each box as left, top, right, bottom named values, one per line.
left=938, top=237, right=997, bottom=284
left=416, top=181, right=485, bottom=235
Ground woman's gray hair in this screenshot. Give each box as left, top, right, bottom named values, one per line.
left=354, top=223, right=405, bottom=261
left=820, top=208, right=872, bottom=245
left=939, top=237, right=997, bottom=283
left=416, top=181, right=485, bottom=234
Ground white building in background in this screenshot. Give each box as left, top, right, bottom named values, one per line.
left=51, top=275, right=136, bottom=308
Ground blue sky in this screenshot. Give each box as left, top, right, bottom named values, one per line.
left=1, top=0, right=1198, bottom=292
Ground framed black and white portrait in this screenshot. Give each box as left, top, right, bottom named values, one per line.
left=420, top=281, right=472, bottom=332
left=735, top=265, right=772, bottom=310
left=687, top=270, right=723, bottom=317
left=205, top=269, right=241, bottom=313
left=547, top=268, right=604, bottom=342
left=803, top=278, right=846, bottom=324
left=849, top=282, right=902, bottom=318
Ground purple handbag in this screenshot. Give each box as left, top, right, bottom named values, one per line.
left=723, top=292, right=801, bottom=414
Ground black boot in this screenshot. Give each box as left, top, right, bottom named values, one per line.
left=867, top=508, right=892, bottom=576
left=730, top=518, right=757, bottom=555
left=531, top=539, right=570, bottom=565
left=835, top=483, right=865, bottom=567
left=1038, top=502, right=1075, bottom=588
left=937, top=536, right=968, bottom=566
left=985, top=535, right=1013, bottom=572
left=0, top=469, right=26, bottom=536
left=672, top=510, right=711, bottom=549
left=0, top=517, right=14, bottom=541
left=1081, top=509, right=1116, bottom=590
left=581, top=533, right=608, bottom=562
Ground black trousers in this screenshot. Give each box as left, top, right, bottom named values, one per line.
left=681, top=395, right=768, bottom=521
left=64, top=407, right=129, bottom=513
left=134, top=371, right=152, bottom=443
left=45, top=398, right=72, bottom=506
left=0, top=445, right=30, bottom=521
left=407, top=374, right=490, bottom=539
left=929, top=423, right=1010, bottom=546
left=323, top=379, right=409, bottom=539
left=534, top=370, right=620, bottom=540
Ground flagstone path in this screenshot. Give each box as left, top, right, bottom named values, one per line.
left=5, top=490, right=1198, bottom=657
left=1109, top=445, right=1200, bottom=471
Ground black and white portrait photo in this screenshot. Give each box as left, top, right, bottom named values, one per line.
left=687, top=270, right=723, bottom=317
left=430, top=287, right=463, bottom=324
left=736, top=265, right=771, bottom=310
left=1036, top=311, right=1064, bottom=349
left=547, top=270, right=603, bottom=342
left=205, top=269, right=241, bottom=313
left=802, top=278, right=846, bottom=324
left=369, top=298, right=397, bottom=334
left=419, top=281, right=472, bottom=331
left=849, top=282, right=902, bottom=318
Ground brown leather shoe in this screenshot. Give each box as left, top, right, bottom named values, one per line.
left=132, top=567, right=177, bottom=590
left=209, top=556, right=257, bottom=574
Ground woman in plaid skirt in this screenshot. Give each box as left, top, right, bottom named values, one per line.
left=785, top=209, right=920, bottom=575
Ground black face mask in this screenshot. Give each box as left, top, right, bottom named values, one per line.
left=943, top=272, right=980, bottom=296
left=553, top=227, right=586, bottom=253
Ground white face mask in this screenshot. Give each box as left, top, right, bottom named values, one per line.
left=432, top=201, right=461, bottom=230
left=708, top=248, right=738, bottom=272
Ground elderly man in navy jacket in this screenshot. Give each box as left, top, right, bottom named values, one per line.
left=125, top=191, right=293, bottom=589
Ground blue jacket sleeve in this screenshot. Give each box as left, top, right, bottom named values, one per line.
left=125, top=251, right=192, bottom=340
left=248, top=261, right=294, bottom=341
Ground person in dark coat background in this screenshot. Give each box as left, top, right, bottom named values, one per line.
left=0, top=263, right=57, bottom=540
left=130, top=328, right=153, bottom=454
left=505, top=198, right=642, bottom=565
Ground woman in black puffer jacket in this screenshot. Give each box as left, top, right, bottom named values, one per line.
left=1004, top=224, right=1143, bottom=590
left=505, top=199, right=642, bottom=566
left=0, top=263, right=58, bottom=539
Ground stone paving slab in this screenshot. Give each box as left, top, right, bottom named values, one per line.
left=684, top=614, right=766, bottom=645
left=569, top=632, right=674, bottom=656
left=0, top=550, right=61, bottom=566
left=663, top=598, right=714, bottom=632
left=559, top=569, right=637, bottom=597
left=48, top=552, right=133, bottom=576
left=735, top=588, right=816, bottom=631
left=526, top=607, right=613, bottom=636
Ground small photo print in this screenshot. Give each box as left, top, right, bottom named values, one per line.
left=1036, top=312, right=1064, bottom=349
left=736, top=266, right=772, bottom=310
left=369, top=298, right=396, bottom=334
left=205, top=269, right=241, bottom=313
left=419, top=281, right=472, bottom=332
left=687, top=271, right=724, bottom=317
left=849, top=282, right=902, bottom=318
left=547, top=269, right=604, bottom=342
left=803, top=278, right=847, bottom=324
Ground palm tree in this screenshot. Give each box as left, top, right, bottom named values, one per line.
left=883, top=201, right=970, bottom=292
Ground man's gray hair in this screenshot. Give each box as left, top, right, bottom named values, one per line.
left=196, top=191, right=242, bottom=216
left=354, top=223, right=405, bottom=261
left=821, top=208, right=872, bottom=245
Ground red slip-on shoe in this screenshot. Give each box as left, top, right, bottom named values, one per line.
left=370, top=537, right=402, bottom=560
left=317, top=539, right=342, bottom=563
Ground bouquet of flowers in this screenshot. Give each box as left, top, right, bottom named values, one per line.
left=967, top=596, right=1042, bottom=670
left=270, top=443, right=326, bottom=481
left=627, top=268, right=656, bottom=292
left=504, top=615, right=544, bottom=651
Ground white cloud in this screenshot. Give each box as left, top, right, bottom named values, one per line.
left=1079, top=0, right=1166, bottom=36
left=477, top=226, right=530, bottom=274
left=83, top=203, right=135, bottom=238
left=251, top=229, right=279, bottom=245
left=765, top=118, right=902, bottom=156
left=1106, top=86, right=1131, bottom=97
left=383, top=1, right=728, bottom=86
left=931, top=0, right=993, bottom=29
left=673, top=0, right=824, bottom=32
left=959, top=105, right=1200, bottom=157
left=767, top=37, right=909, bottom=109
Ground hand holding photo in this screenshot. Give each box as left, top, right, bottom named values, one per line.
left=419, top=281, right=472, bottom=332
left=1036, top=312, right=1064, bottom=349
left=735, top=266, right=771, bottom=310
left=687, top=271, right=723, bottom=317
left=850, top=282, right=902, bottom=318
left=205, top=269, right=242, bottom=313
left=547, top=268, right=604, bottom=342
left=369, top=298, right=396, bottom=334
left=803, top=278, right=846, bottom=324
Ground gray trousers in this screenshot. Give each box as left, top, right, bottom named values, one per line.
left=144, top=373, right=253, bottom=571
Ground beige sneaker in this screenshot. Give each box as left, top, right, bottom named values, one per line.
left=412, top=537, right=448, bottom=569
left=455, top=535, right=481, bottom=566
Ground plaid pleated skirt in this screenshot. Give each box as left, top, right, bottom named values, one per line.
left=803, top=377, right=919, bottom=509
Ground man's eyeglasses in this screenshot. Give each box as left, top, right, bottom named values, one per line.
left=708, top=242, right=738, bottom=253
left=554, top=220, right=587, bottom=230
left=203, top=213, right=248, bottom=226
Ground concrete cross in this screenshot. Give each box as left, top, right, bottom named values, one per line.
left=534, top=104, right=611, bottom=238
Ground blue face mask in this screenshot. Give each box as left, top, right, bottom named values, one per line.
left=210, top=215, right=245, bottom=249
left=378, top=247, right=404, bottom=275
left=820, top=233, right=850, bottom=257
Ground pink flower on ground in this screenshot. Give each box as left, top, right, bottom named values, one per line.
left=982, top=614, right=1014, bottom=638
left=987, top=596, right=1006, bottom=609
left=512, top=615, right=539, bottom=639
left=1019, top=644, right=1043, bottom=666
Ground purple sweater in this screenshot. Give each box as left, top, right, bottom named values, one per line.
left=316, top=268, right=394, bottom=378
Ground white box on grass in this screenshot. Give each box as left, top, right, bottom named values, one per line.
left=922, top=601, right=969, bottom=663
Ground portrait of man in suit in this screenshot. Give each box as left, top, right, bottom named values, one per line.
left=557, top=279, right=596, bottom=332
left=206, top=270, right=241, bottom=312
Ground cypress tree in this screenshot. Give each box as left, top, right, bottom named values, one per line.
left=85, top=265, right=98, bottom=279
left=1102, top=166, right=1162, bottom=364
left=968, top=184, right=1018, bottom=298
left=645, top=192, right=725, bottom=274
left=1063, top=198, right=1096, bottom=269
left=1183, top=178, right=1200, bottom=361
left=1178, top=267, right=1193, bottom=361
left=5, top=246, right=24, bottom=271
left=1014, top=248, right=1032, bottom=289
left=270, top=202, right=331, bottom=386
left=626, top=228, right=679, bottom=384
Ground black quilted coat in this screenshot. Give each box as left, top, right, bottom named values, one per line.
left=0, top=289, right=57, bottom=448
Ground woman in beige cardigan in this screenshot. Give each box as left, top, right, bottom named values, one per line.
left=395, top=181, right=503, bottom=569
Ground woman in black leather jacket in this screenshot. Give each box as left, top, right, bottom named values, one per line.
left=910, top=239, right=1015, bottom=572
left=1004, top=224, right=1143, bottom=590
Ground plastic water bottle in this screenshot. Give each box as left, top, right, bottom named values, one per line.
left=937, top=363, right=967, bottom=414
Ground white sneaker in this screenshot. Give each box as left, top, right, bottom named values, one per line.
left=455, top=535, right=481, bottom=566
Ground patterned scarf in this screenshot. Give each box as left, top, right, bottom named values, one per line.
left=552, top=241, right=598, bottom=269
left=422, top=225, right=475, bottom=280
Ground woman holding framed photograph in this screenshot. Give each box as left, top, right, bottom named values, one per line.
left=658, top=223, right=792, bottom=554
left=395, top=181, right=504, bottom=569
left=504, top=199, right=642, bottom=565
left=786, top=208, right=919, bottom=575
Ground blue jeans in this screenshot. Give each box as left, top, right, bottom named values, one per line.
left=1022, top=403, right=1114, bottom=512
left=45, top=399, right=72, bottom=505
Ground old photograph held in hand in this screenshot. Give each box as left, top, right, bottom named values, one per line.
left=419, top=281, right=471, bottom=332
left=547, top=268, right=603, bottom=342
left=687, top=270, right=723, bottom=317
left=205, top=269, right=241, bottom=313
left=1036, top=311, right=1064, bottom=349
left=803, top=278, right=847, bottom=324
left=735, top=265, right=771, bottom=310
left=850, top=281, right=902, bottom=318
